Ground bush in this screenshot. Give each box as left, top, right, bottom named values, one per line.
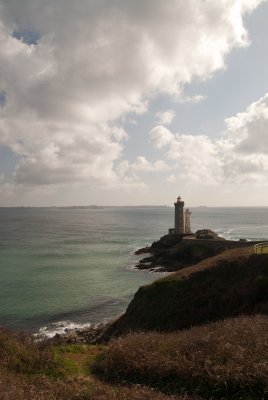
left=0, top=370, right=83, bottom=400
left=93, top=316, right=268, bottom=399
left=0, top=328, right=197, bottom=399
left=79, top=382, right=198, bottom=400
left=0, top=327, right=60, bottom=375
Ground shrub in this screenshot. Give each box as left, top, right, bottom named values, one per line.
left=0, top=370, right=83, bottom=400
left=93, top=316, right=268, bottom=399
left=0, top=327, right=61, bottom=375
left=79, top=382, right=198, bottom=400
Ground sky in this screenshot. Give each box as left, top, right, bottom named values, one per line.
left=0, top=0, right=268, bottom=207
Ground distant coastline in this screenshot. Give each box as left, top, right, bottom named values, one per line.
left=0, top=205, right=171, bottom=209
left=2, top=205, right=268, bottom=209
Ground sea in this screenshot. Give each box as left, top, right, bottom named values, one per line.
left=0, top=206, right=268, bottom=338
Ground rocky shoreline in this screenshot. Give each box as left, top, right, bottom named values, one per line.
left=48, top=322, right=108, bottom=345
left=134, top=229, right=226, bottom=272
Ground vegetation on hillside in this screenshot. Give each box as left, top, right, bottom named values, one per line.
left=0, top=327, right=191, bottom=399
left=1, top=248, right=267, bottom=399
left=93, top=315, right=268, bottom=399
left=101, top=248, right=268, bottom=339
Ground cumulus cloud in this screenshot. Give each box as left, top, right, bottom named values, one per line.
left=0, top=0, right=265, bottom=191
left=132, top=156, right=169, bottom=172
left=167, top=134, right=222, bottom=184
left=220, top=93, right=268, bottom=182
left=149, top=93, right=268, bottom=185
left=156, top=109, right=175, bottom=125
left=149, top=126, right=175, bottom=148
left=116, top=156, right=169, bottom=185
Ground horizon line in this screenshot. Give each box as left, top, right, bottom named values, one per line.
left=1, top=205, right=268, bottom=209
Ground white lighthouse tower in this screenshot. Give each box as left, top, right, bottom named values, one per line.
left=174, top=196, right=185, bottom=234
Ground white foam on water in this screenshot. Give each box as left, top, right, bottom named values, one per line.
left=33, top=320, right=91, bottom=340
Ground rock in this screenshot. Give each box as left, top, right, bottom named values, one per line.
left=48, top=323, right=108, bottom=345
left=151, top=234, right=184, bottom=251
left=134, top=231, right=225, bottom=273
left=195, top=229, right=223, bottom=240
left=135, top=246, right=151, bottom=255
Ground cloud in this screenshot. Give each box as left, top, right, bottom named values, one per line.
left=178, top=95, right=206, bottom=104
left=223, top=93, right=268, bottom=154
left=156, top=109, right=175, bottom=125
left=149, top=126, right=175, bottom=148
left=116, top=156, right=169, bottom=184
left=0, top=0, right=265, bottom=191
left=167, top=132, right=222, bottom=184
left=220, top=93, right=268, bottom=182
left=150, top=125, right=222, bottom=184
left=167, top=174, right=177, bottom=183
left=10, top=123, right=127, bottom=186
left=132, top=156, right=169, bottom=172
left=149, top=93, right=268, bottom=185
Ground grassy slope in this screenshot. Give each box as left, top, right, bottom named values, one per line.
left=0, top=328, right=193, bottom=400
left=1, top=316, right=267, bottom=399
left=93, top=315, right=268, bottom=399
left=101, top=248, right=268, bottom=338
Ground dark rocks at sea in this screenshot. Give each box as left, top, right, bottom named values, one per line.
left=49, top=323, right=107, bottom=345
left=135, top=229, right=225, bottom=272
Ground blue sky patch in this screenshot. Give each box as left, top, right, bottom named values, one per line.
left=0, top=92, right=6, bottom=108
left=12, top=29, right=40, bottom=45
left=0, top=146, right=21, bottom=178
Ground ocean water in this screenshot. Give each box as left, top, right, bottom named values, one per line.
left=0, top=206, right=268, bottom=337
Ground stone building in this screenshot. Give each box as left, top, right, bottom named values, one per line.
left=169, top=196, right=192, bottom=235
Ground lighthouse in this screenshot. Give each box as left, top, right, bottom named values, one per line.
left=168, top=196, right=192, bottom=235
left=174, top=196, right=185, bottom=234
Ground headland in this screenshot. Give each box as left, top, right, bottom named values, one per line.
left=136, top=196, right=265, bottom=272
left=1, top=197, right=267, bottom=400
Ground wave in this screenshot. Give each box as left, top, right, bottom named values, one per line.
left=33, top=320, right=92, bottom=340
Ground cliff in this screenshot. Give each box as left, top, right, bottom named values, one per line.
left=135, top=230, right=227, bottom=272
left=100, top=247, right=268, bottom=340
left=135, top=230, right=259, bottom=272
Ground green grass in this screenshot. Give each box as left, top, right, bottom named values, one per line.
left=54, top=343, right=105, bottom=376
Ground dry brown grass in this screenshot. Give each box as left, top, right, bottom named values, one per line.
left=0, top=327, right=61, bottom=375
left=0, top=370, right=199, bottom=400
left=172, top=247, right=253, bottom=279
left=0, top=370, right=86, bottom=400
left=0, top=327, right=198, bottom=399
left=93, top=315, right=268, bottom=399
left=82, top=382, right=199, bottom=400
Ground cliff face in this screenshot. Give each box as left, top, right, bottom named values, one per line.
left=135, top=230, right=258, bottom=272
left=101, top=248, right=268, bottom=340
